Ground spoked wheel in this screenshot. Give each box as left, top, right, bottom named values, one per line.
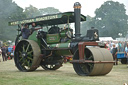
left=73, top=48, right=94, bottom=76
left=73, top=47, right=113, bottom=76
left=14, top=40, right=41, bottom=72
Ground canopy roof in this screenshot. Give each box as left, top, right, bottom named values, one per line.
left=8, top=12, right=86, bottom=26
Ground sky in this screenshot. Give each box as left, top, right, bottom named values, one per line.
left=12, top=0, right=128, bottom=17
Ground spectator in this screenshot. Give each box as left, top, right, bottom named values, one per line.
left=125, top=43, right=128, bottom=64
left=124, top=41, right=127, bottom=51
left=13, top=45, right=15, bottom=51
left=1, top=46, right=7, bottom=61
left=111, top=44, right=118, bottom=65
left=0, top=47, right=2, bottom=56
left=0, top=48, right=2, bottom=62
left=118, top=41, right=122, bottom=52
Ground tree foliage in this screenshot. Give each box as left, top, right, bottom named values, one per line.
left=0, top=0, right=128, bottom=41
left=0, top=0, right=24, bottom=41
left=81, top=15, right=95, bottom=36
left=0, top=0, right=60, bottom=41
left=95, top=1, right=127, bottom=38
left=81, top=1, right=128, bottom=39
left=39, top=7, right=60, bottom=15
left=24, top=5, right=41, bottom=18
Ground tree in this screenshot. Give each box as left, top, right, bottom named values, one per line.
left=24, top=5, right=41, bottom=18
left=0, top=0, right=25, bottom=41
left=81, top=15, right=95, bottom=36
left=39, top=7, right=60, bottom=15
left=94, top=1, right=128, bottom=38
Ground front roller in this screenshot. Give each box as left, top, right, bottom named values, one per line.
left=73, top=47, right=114, bottom=76
left=14, top=40, right=41, bottom=72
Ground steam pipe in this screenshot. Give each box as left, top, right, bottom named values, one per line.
left=74, top=2, right=81, bottom=40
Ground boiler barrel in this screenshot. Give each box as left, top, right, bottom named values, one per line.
left=50, top=43, right=73, bottom=56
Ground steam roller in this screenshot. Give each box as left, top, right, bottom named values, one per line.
left=9, top=2, right=114, bottom=76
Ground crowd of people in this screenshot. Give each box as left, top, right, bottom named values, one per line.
left=104, top=41, right=128, bottom=65
left=105, top=41, right=127, bottom=52
left=0, top=45, right=15, bottom=62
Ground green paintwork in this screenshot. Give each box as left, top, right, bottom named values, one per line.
left=28, top=31, right=38, bottom=41
left=8, top=12, right=86, bottom=26
left=56, top=50, right=72, bottom=56
left=49, top=43, right=72, bottom=56
left=57, top=43, right=70, bottom=48
left=60, top=32, right=66, bottom=37
left=46, top=34, right=60, bottom=44
left=56, top=43, right=72, bottom=56
left=60, top=29, right=67, bottom=38
left=9, top=14, right=61, bottom=26
left=28, top=31, right=41, bottom=46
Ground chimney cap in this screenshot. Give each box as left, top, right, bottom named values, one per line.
left=74, top=2, right=81, bottom=9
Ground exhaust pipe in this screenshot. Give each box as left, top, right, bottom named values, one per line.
left=74, top=2, right=81, bottom=40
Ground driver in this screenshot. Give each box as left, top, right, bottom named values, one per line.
left=21, top=24, right=30, bottom=39
left=30, top=23, right=42, bottom=33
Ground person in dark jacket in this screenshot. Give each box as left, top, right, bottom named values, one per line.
left=22, top=24, right=30, bottom=39
left=0, top=47, right=1, bottom=56
left=1, top=46, right=7, bottom=61
left=111, top=44, right=118, bottom=65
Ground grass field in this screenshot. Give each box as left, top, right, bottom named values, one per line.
left=0, top=59, right=128, bottom=85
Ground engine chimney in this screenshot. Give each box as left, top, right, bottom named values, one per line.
left=74, top=2, right=81, bottom=40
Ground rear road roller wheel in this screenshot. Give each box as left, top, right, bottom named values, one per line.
left=73, top=47, right=113, bottom=76
left=14, top=40, right=41, bottom=72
